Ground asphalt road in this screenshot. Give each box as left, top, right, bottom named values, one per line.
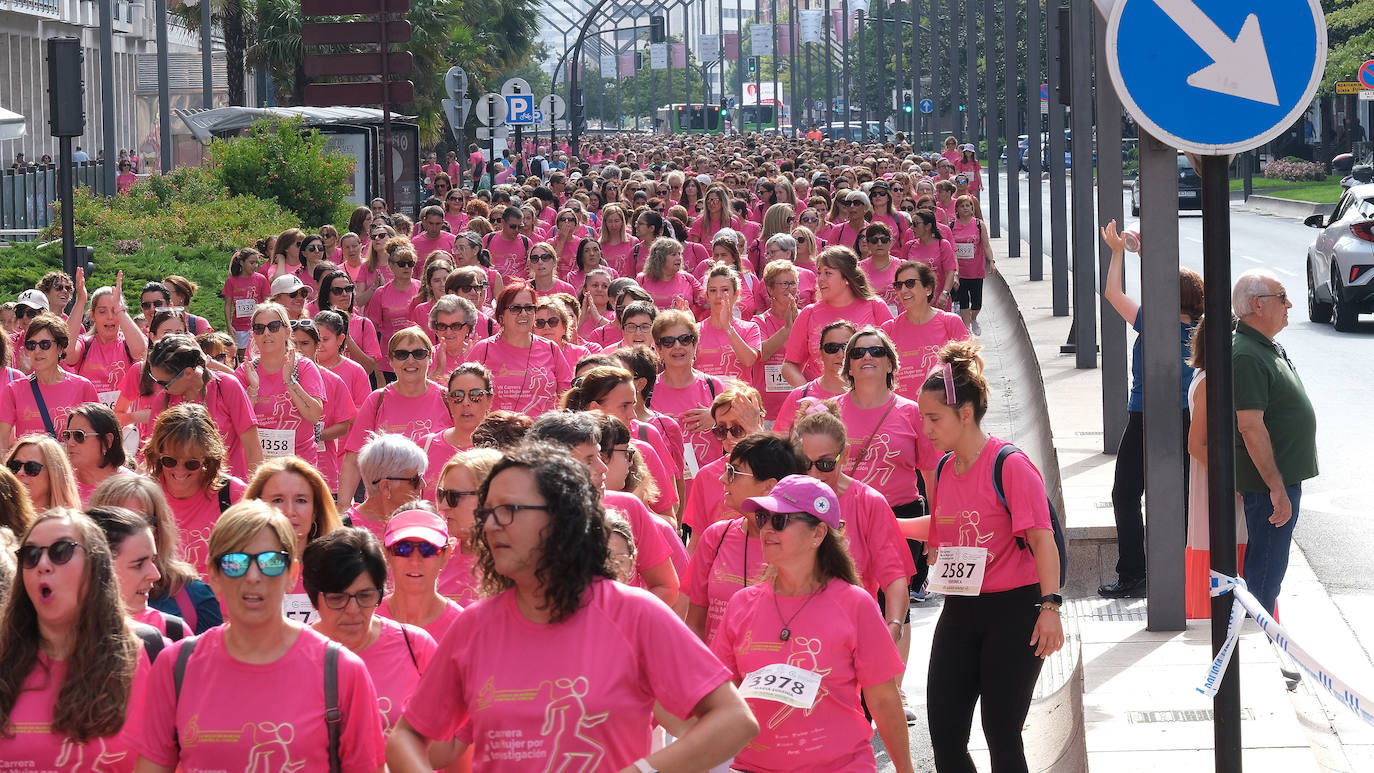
left=1001, top=172, right=1374, bottom=658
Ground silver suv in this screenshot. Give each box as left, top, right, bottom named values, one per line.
left=1305, top=183, right=1374, bottom=332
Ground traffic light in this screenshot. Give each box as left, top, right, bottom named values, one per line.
left=650, top=14, right=666, bottom=43
left=902, top=90, right=913, bottom=114
left=958, top=104, right=966, bottom=112
left=748, top=56, right=758, bottom=74
left=719, top=99, right=729, bottom=117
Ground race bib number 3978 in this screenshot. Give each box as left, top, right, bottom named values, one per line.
left=739, top=663, right=822, bottom=709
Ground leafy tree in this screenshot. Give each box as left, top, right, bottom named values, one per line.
left=1322, top=0, right=1374, bottom=94
left=209, top=116, right=353, bottom=227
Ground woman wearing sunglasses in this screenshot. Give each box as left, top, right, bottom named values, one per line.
left=0, top=314, right=99, bottom=453
left=781, top=246, right=893, bottom=388
left=145, top=403, right=246, bottom=576
left=650, top=309, right=729, bottom=480
left=405, top=256, right=455, bottom=342
left=527, top=242, right=575, bottom=297
left=949, top=194, right=996, bottom=336
left=63, top=401, right=133, bottom=505
left=442, top=188, right=469, bottom=234
left=866, top=181, right=913, bottom=259
left=534, top=297, right=593, bottom=370
left=466, top=281, right=572, bottom=417
left=417, top=362, right=491, bottom=500
left=859, top=222, right=903, bottom=314
left=365, top=245, right=423, bottom=384
left=0, top=509, right=155, bottom=769
left=711, top=474, right=914, bottom=773
left=91, top=474, right=221, bottom=635
left=245, top=456, right=343, bottom=624
left=550, top=208, right=587, bottom=276
left=130, top=501, right=387, bottom=772
left=881, top=261, right=970, bottom=403
left=906, top=210, right=959, bottom=312
left=304, top=527, right=439, bottom=737
left=433, top=448, right=501, bottom=605
left=388, top=443, right=756, bottom=773
left=687, top=185, right=741, bottom=246
left=236, top=303, right=325, bottom=468
left=597, top=203, right=638, bottom=278
left=317, top=269, right=382, bottom=378
left=680, top=384, right=766, bottom=553
left=685, top=433, right=804, bottom=644
left=5, top=434, right=79, bottom=512
left=113, top=307, right=188, bottom=441
left=773, top=320, right=856, bottom=436
left=424, top=294, right=476, bottom=381
left=375, top=503, right=463, bottom=645
left=67, top=274, right=147, bottom=402
left=823, top=190, right=873, bottom=252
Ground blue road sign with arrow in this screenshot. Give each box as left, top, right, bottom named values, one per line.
left=1105, top=0, right=1326, bottom=154
left=919, top=98, right=934, bottom=114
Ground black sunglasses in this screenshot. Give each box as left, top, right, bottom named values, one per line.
left=393, top=260, right=416, bottom=269
left=804, top=455, right=840, bottom=473
left=252, top=320, right=286, bottom=335
left=893, top=278, right=924, bottom=291
left=867, top=236, right=891, bottom=244
left=433, top=321, right=469, bottom=333
left=533, top=317, right=561, bottom=329
left=436, top=487, right=479, bottom=508
left=391, top=348, right=430, bottom=361
left=7, top=460, right=44, bottom=477
left=657, top=333, right=697, bottom=348
left=330, top=284, right=356, bottom=295
left=23, top=339, right=56, bottom=351
left=160, top=456, right=204, bottom=471
left=16, top=306, right=41, bottom=319
left=711, top=423, right=747, bottom=442
left=16, top=539, right=85, bottom=569
left=753, top=510, right=815, bottom=532
left=374, top=475, right=422, bottom=489
left=848, top=345, right=890, bottom=360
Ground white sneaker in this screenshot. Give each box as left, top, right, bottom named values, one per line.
left=971, top=319, right=982, bottom=336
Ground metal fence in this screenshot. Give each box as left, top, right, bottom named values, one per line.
left=0, top=161, right=111, bottom=241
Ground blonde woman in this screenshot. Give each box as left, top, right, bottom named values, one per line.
left=235, top=303, right=325, bottom=467
left=5, top=434, right=79, bottom=511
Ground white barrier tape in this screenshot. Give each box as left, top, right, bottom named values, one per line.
left=1199, top=571, right=1374, bottom=727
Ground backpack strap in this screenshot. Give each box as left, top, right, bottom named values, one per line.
left=706, top=376, right=717, bottom=399
left=801, top=383, right=811, bottom=399
left=28, top=376, right=58, bottom=438
left=173, top=635, right=200, bottom=700
left=400, top=623, right=418, bottom=669
left=324, top=641, right=344, bottom=773
left=217, top=481, right=233, bottom=514
left=133, top=622, right=164, bottom=662
left=990, top=443, right=1020, bottom=510
left=163, top=613, right=186, bottom=641
left=934, top=451, right=954, bottom=483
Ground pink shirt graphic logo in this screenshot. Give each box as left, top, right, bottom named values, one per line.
left=851, top=430, right=900, bottom=488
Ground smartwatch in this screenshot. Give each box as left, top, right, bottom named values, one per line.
left=1039, top=593, right=1064, bottom=607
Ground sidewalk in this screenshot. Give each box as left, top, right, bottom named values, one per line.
left=987, top=233, right=1374, bottom=771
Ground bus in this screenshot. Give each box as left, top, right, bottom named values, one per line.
left=731, top=104, right=777, bottom=133
left=654, top=104, right=723, bottom=134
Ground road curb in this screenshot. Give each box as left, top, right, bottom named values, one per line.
left=1241, top=194, right=1336, bottom=220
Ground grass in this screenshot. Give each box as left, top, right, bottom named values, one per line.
left=1229, top=174, right=1345, bottom=204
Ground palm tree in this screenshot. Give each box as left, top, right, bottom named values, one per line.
left=168, top=0, right=251, bottom=105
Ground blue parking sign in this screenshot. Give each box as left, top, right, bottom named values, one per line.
left=1105, top=0, right=1326, bottom=154
left=506, top=94, right=535, bottom=125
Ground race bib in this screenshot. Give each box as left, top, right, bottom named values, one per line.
left=683, top=442, right=700, bottom=480
left=954, top=243, right=976, bottom=260
left=235, top=298, right=256, bottom=318
left=739, top=663, right=823, bottom=709
left=928, top=546, right=988, bottom=596
left=97, top=390, right=119, bottom=410
left=764, top=364, right=791, bottom=393
left=282, top=593, right=318, bottom=625
left=259, top=427, right=296, bottom=457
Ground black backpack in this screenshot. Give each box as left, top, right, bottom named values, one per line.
left=935, top=443, right=1068, bottom=586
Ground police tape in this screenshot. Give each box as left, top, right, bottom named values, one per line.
left=1198, top=571, right=1374, bottom=727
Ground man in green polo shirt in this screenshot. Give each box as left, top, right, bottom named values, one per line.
left=1232, top=270, right=1317, bottom=615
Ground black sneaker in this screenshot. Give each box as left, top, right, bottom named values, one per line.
left=1098, top=577, right=1147, bottom=598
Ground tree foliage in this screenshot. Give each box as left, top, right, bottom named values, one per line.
left=208, top=117, right=353, bottom=227
left=1322, top=0, right=1374, bottom=95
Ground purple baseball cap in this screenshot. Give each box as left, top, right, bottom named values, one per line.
left=743, top=475, right=841, bottom=529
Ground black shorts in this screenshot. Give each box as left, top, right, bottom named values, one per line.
left=954, top=277, right=984, bottom=311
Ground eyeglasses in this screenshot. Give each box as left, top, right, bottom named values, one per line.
left=283, top=288, right=310, bottom=300
left=436, top=487, right=479, bottom=508
left=711, top=424, right=747, bottom=442
left=457, top=282, right=489, bottom=292
left=60, top=429, right=94, bottom=444
left=1256, top=292, right=1289, bottom=303
left=290, top=320, right=315, bottom=331
left=7, top=460, right=44, bottom=477
left=391, top=348, right=430, bottom=361
left=867, top=236, right=891, bottom=244
left=894, top=278, right=926, bottom=291
left=389, top=540, right=443, bottom=559
left=216, top=550, right=290, bottom=578
left=723, top=462, right=755, bottom=483
left=848, top=345, right=891, bottom=360
left=16, top=307, right=41, bottom=319
left=150, top=367, right=187, bottom=389
left=321, top=587, right=383, bottom=610
left=433, top=321, right=469, bottom=333
left=754, top=510, right=814, bottom=532
left=393, top=260, right=416, bottom=269
left=140, top=300, right=163, bottom=310
left=533, top=317, right=561, bottom=329
left=445, top=388, right=490, bottom=403
left=16, top=539, right=85, bottom=569
left=800, top=216, right=820, bottom=224
left=657, top=333, right=697, bottom=348
left=601, top=445, right=634, bottom=463
left=331, top=284, right=356, bottom=295
left=373, top=475, right=423, bottom=488
left=475, top=503, right=550, bottom=527
left=252, top=320, right=286, bottom=335
left=23, top=339, right=56, bottom=351
left=558, top=217, right=577, bottom=223
left=622, top=322, right=653, bottom=334
left=505, top=304, right=538, bottom=316
left=370, top=230, right=389, bottom=239
left=159, top=456, right=204, bottom=471
left=529, top=253, right=556, bottom=263
left=820, top=341, right=848, bottom=355
left=804, top=455, right=840, bottom=473
left=304, top=244, right=325, bottom=253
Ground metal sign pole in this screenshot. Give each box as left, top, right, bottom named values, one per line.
left=380, top=0, right=394, bottom=207
left=1068, top=0, right=1094, bottom=366
left=982, top=0, right=997, bottom=233
left=1094, top=0, right=1127, bottom=452
left=1002, top=0, right=1019, bottom=254
left=1047, top=3, right=1069, bottom=316
left=1026, top=0, right=1043, bottom=277
left=98, top=0, right=117, bottom=194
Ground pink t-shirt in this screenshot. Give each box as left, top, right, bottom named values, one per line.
left=582, top=321, right=623, bottom=349
left=821, top=222, right=866, bottom=251
left=651, top=370, right=726, bottom=478
left=772, top=379, right=845, bottom=436
left=344, top=381, right=452, bottom=451
left=1, top=651, right=152, bottom=772
left=0, top=371, right=99, bottom=437
left=880, top=311, right=970, bottom=401
left=223, top=272, right=272, bottom=332
left=317, top=365, right=359, bottom=492
left=907, top=237, right=958, bottom=281
left=929, top=437, right=1052, bottom=593
left=346, top=313, right=385, bottom=369
left=408, top=299, right=437, bottom=341
left=364, top=279, right=420, bottom=373
left=354, top=617, right=437, bottom=735
left=839, top=480, right=918, bottom=597
left=402, top=579, right=730, bottom=771
left=859, top=257, right=901, bottom=313
left=417, top=431, right=469, bottom=500
left=70, top=333, right=136, bottom=394
left=412, top=231, right=457, bottom=268
left=437, top=549, right=482, bottom=606
left=783, top=298, right=894, bottom=379
left=750, top=309, right=792, bottom=419
left=235, top=358, right=326, bottom=466
left=484, top=232, right=530, bottom=282
left=599, top=239, right=639, bottom=278
left=637, top=272, right=702, bottom=311
left=464, top=335, right=572, bottom=417
left=635, top=415, right=684, bottom=478
left=130, top=625, right=386, bottom=772
left=950, top=218, right=986, bottom=279
left=166, top=477, right=245, bottom=577
left=682, top=455, right=731, bottom=532
left=836, top=393, right=935, bottom=506
left=686, top=517, right=766, bottom=644
left=711, top=579, right=905, bottom=773
left=131, top=604, right=186, bottom=636
left=376, top=596, right=465, bottom=649
left=695, top=318, right=762, bottom=383
left=604, top=490, right=673, bottom=580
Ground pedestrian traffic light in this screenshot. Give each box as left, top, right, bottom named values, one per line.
left=902, top=90, right=913, bottom=114
left=650, top=14, right=666, bottom=43
left=748, top=56, right=758, bottom=74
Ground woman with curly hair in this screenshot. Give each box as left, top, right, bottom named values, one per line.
left=387, top=442, right=758, bottom=773
left=0, top=509, right=152, bottom=767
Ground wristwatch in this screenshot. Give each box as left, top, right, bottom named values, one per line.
left=1039, top=593, right=1064, bottom=607
left=632, top=759, right=657, bottom=773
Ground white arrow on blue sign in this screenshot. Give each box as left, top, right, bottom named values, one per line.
left=1105, top=0, right=1326, bottom=155
left=505, top=94, right=535, bottom=125
left=919, top=98, right=934, bottom=114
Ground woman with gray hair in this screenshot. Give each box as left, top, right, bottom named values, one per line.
left=637, top=236, right=703, bottom=313
left=348, top=432, right=428, bottom=543
left=427, top=294, right=478, bottom=380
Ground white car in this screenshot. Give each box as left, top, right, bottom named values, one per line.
left=1304, top=183, right=1374, bottom=332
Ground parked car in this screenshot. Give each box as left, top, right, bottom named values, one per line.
left=1304, top=183, right=1374, bottom=332
left=1129, top=152, right=1202, bottom=216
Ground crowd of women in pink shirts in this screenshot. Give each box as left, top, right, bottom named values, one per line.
left=0, top=131, right=1062, bottom=773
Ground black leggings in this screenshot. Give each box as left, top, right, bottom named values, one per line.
left=927, top=584, right=1045, bottom=773
left=1111, top=411, right=1146, bottom=581
left=893, top=498, right=929, bottom=592
left=954, top=277, right=985, bottom=311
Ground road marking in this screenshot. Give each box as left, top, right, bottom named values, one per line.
left=1186, top=236, right=1202, bottom=243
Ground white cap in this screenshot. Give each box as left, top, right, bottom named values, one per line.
left=695, top=173, right=712, bottom=185
left=16, top=289, right=48, bottom=311
left=270, top=274, right=312, bottom=299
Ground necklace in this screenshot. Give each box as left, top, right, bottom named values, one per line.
left=772, top=578, right=828, bottom=642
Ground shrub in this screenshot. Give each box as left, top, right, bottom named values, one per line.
left=1263, top=157, right=1327, bottom=182
left=209, top=116, right=355, bottom=228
